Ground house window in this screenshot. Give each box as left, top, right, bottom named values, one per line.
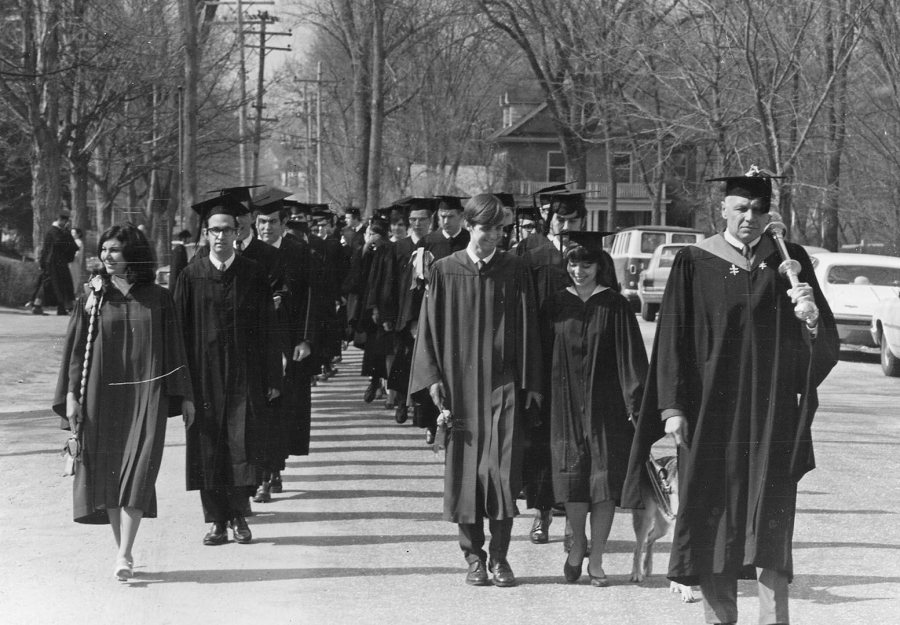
left=613, top=153, right=632, bottom=183
left=547, top=151, right=566, bottom=182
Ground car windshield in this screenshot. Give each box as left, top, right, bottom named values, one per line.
left=671, top=233, right=699, bottom=244
left=826, top=264, right=900, bottom=287
left=641, top=233, right=666, bottom=254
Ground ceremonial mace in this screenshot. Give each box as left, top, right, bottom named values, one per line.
left=765, top=212, right=819, bottom=326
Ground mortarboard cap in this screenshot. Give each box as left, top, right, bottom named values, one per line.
left=344, top=206, right=361, bottom=219
left=208, top=185, right=262, bottom=205
left=191, top=194, right=246, bottom=221
left=433, top=195, right=467, bottom=211
left=493, top=192, right=517, bottom=209
left=564, top=230, right=615, bottom=261
left=545, top=189, right=587, bottom=220
left=707, top=165, right=783, bottom=208
left=250, top=187, right=292, bottom=213
left=400, top=197, right=437, bottom=214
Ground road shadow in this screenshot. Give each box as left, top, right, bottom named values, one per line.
left=286, top=459, right=437, bottom=468
left=311, top=433, right=425, bottom=442
left=247, top=510, right=444, bottom=523
left=282, top=473, right=438, bottom=482
left=838, top=349, right=879, bottom=364
left=124, top=565, right=462, bottom=586
left=791, top=574, right=900, bottom=605
left=278, top=488, right=443, bottom=500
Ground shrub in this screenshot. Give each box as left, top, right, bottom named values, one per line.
left=0, top=256, right=39, bottom=307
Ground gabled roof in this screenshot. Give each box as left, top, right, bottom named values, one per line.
left=487, top=102, right=552, bottom=142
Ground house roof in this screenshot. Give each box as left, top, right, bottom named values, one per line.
left=487, top=101, right=556, bottom=143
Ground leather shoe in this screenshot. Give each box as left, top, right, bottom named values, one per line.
left=203, top=522, right=228, bottom=546
left=588, top=564, right=609, bottom=587
left=253, top=481, right=271, bottom=503
left=270, top=472, right=283, bottom=493
left=363, top=380, right=378, bottom=403
left=529, top=509, right=551, bottom=544
left=230, top=516, right=252, bottom=544
left=488, top=558, right=516, bottom=587
left=425, top=429, right=435, bottom=445
left=394, top=403, right=408, bottom=424
left=465, top=559, right=489, bottom=586
left=564, top=555, right=583, bottom=583
left=31, top=305, right=46, bottom=316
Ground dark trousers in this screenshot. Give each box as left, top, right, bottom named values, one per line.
left=201, top=487, right=252, bottom=524
left=700, top=568, right=790, bottom=624
left=458, top=518, right=513, bottom=564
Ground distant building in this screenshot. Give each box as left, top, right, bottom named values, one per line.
left=487, top=85, right=671, bottom=231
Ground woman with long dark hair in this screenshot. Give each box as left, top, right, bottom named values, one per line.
left=53, top=224, right=194, bottom=581
left=542, top=231, right=647, bottom=586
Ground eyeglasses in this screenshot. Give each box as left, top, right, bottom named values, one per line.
left=521, top=224, right=536, bottom=230
left=207, top=227, right=236, bottom=237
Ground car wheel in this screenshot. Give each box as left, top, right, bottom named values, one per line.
left=881, top=337, right=900, bottom=377
left=641, top=302, right=658, bottom=322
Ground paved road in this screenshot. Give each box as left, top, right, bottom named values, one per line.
left=0, top=307, right=898, bottom=624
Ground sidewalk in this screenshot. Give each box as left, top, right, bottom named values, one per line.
left=0, top=306, right=897, bottom=624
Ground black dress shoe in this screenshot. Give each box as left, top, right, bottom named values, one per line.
left=230, top=516, right=252, bottom=544
left=31, top=306, right=47, bottom=316
left=394, top=403, right=408, bottom=424
left=488, top=558, right=516, bottom=587
left=252, top=481, right=271, bottom=503
left=529, top=509, right=551, bottom=544
left=363, top=380, right=378, bottom=403
left=465, top=559, right=489, bottom=586
left=564, top=555, right=583, bottom=583
left=270, top=473, right=283, bottom=493
left=425, top=429, right=435, bottom=445
left=203, top=522, right=228, bottom=546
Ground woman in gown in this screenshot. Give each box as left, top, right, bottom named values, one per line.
left=542, top=232, right=647, bottom=586
left=53, top=224, right=194, bottom=581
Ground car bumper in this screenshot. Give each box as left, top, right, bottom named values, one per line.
left=835, top=315, right=876, bottom=346
left=639, top=288, right=665, bottom=306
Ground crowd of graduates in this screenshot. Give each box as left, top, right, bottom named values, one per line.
left=54, top=174, right=839, bottom=625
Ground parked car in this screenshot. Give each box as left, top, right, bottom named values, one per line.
left=811, top=252, right=900, bottom=347
left=870, top=295, right=900, bottom=376
left=609, top=226, right=705, bottom=309
left=637, top=243, right=690, bottom=321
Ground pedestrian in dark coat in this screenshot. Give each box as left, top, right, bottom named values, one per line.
left=53, top=224, right=193, bottom=581
left=623, top=171, right=840, bottom=624
left=33, top=210, right=79, bottom=315
left=409, top=194, right=543, bottom=588
left=174, top=196, right=282, bottom=546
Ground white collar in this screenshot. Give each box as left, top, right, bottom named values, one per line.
left=410, top=233, right=423, bottom=244
left=723, top=230, right=761, bottom=252
left=442, top=228, right=461, bottom=240
left=466, top=246, right=497, bottom=267
left=210, top=252, right=236, bottom=271
left=566, top=284, right=609, bottom=298
left=236, top=233, right=253, bottom=250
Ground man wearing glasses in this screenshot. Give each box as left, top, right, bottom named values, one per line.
left=174, top=194, right=282, bottom=547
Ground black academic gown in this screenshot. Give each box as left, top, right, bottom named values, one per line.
left=422, top=228, right=470, bottom=261
left=409, top=250, right=543, bottom=523
left=622, top=232, right=840, bottom=585
left=276, top=235, right=319, bottom=456
left=542, top=287, right=646, bottom=504
left=174, top=255, right=282, bottom=491
left=380, top=236, right=424, bottom=398
left=169, top=243, right=189, bottom=289
left=519, top=233, right=570, bottom=509
left=53, top=283, right=193, bottom=523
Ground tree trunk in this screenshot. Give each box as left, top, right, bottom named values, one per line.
left=180, top=0, right=200, bottom=214
left=603, top=119, right=618, bottom=231
left=340, top=0, right=372, bottom=208
left=365, top=0, right=385, bottom=216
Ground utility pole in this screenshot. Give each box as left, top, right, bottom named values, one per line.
left=304, top=84, right=312, bottom=202
left=295, top=66, right=334, bottom=203
left=211, top=1, right=288, bottom=185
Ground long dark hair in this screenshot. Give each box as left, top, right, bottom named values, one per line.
left=565, top=247, right=619, bottom=291
left=97, top=224, right=156, bottom=284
